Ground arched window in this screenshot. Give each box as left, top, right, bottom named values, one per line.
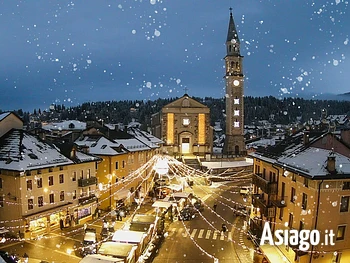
left=182, top=99, right=190, bottom=107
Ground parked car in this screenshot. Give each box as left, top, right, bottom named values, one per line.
left=178, top=206, right=196, bottom=221
left=240, top=186, right=251, bottom=195
left=81, top=228, right=97, bottom=256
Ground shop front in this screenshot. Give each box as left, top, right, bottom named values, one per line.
left=23, top=204, right=72, bottom=239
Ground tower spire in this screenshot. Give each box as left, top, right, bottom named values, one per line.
left=226, top=7, right=240, bottom=49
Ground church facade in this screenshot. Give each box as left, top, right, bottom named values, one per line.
left=223, top=9, right=246, bottom=156
left=151, top=94, right=213, bottom=156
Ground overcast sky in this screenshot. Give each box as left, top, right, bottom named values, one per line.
left=0, top=0, right=349, bottom=111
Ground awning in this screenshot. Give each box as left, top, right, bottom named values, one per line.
left=152, top=201, right=173, bottom=209
left=260, top=244, right=292, bottom=263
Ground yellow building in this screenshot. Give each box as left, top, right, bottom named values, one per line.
left=0, top=113, right=100, bottom=239
left=76, top=134, right=158, bottom=210
left=250, top=130, right=350, bottom=263
left=151, top=94, right=213, bottom=156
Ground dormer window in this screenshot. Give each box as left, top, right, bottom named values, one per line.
left=183, top=118, right=190, bottom=126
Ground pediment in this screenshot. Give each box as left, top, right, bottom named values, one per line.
left=164, top=95, right=208, bottom=109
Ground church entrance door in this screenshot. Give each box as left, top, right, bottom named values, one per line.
left=181, top=138, right=190, bottom=154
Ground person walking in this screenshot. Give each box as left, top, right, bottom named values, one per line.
left=221, top=223, right=227, bottom=235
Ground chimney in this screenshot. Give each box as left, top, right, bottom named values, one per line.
left=70, top=146, right=77, bottom=159
left=327, top=155, right=336, bottom=174
left=341, top=129, right=350, bottom=147
left=303, top=131, right=309, bottom=145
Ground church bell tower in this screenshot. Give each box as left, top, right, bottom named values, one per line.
left=223, top=8, right=246, bottom=155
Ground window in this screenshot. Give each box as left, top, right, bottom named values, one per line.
left=87, top=169, right=91, bottom=178
left=49, top=168, right=53, bottom=172
left=302, top=193, right=308, bottom=210
left=59, top=166, right=64, bottom=171
left=48, top=176, right=54, bottom=186
left=279, top=207, right=284, bottom=220
left=59, top=174, right=64, bottom=184
left=288, top=213, right=293, bottom=228
left=26, top=171, right=31, bottom=176
left=291, top=187, right=296, bottom=203
left=304, top=178, right=309, bottom=187
left=37, top=169, right=42, bottom=175
left=182, top=118, right=190, bottom=126
left=333, top=252, right=342, bottom=263
left=0, top=196, right=3, bottom=208
left=72, top=171, right=77, bottom=181
left=27, top=180, right=32, bottom=191
left=80, top=170, right=84, bottom=179
left=343, top=182, right=350, bottom=190
left=234, top=110, right=239, bottom=116
left=116, top=162, right=119, bottom=170
left=28, top=199, right=34, bottom=210
left=73, top=190, right=77, bottom=200
left=234, top=121, right=240, bottom=128
left=340, top=196, right=349, bottom=212
left=281, top=182, right=285, bottom=199
left=299, top=221, right=305, bottom=232
left=49, top=194, right=54, bottom=204
left=122, top=160, right=125, bottom=168
left=60, top=191, right=64, bottom=201
left=38, top=196, right=43, bottom=207
left=37, top=178, right=42, bottom=188
left=336, top=225, right=346, bottom=241
left=292, top=173, right=296, bottom=182
left=0, top=178, right=2, bottom=189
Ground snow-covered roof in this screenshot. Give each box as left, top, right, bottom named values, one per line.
left=277, top=147, right=350, bottom=178
left=246, top=138, right=276, bottom=148
left=115, top=138, right=150, bottom=152
left=76, top=135, right=131, bottom=156
left=75, top=151, right=100, bottom=163
left=0, top=130, right=73, bottom=171
left=0, top=112, right=11, bottom=121
left=42, top=120, right=86, bottom=131
left=326, top=114, right=348, bottom=125
left=127, top=127, right=163, bottom=148
left=127, top=121, right=141, bottom=128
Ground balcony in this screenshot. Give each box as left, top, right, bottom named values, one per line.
left=78, top=177, right=97, bottom=187
left=252, top=173, right=277, bottom=195
left=78, top=195, right=97, bottom=205
left=271, top=196, right=287, bottom=208
left=252, top=194, right=276, bottom=218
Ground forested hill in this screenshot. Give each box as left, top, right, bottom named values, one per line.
left=10, top=96, right=350, bottom=128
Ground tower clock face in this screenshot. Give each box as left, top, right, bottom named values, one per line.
left=233, top=80, right=240, bottom=86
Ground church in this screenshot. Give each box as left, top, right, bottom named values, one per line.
left=151, top=94, right=213, bottom=156
left=152, top=9, right=245, bottom=157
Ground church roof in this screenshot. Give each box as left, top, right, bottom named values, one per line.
left=162, top=94, right=209, bottom=109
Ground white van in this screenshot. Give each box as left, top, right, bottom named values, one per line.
left=79, top=254, right=124, bottom=263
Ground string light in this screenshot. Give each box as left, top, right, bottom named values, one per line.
left=0, top=154, right=340, bottom=257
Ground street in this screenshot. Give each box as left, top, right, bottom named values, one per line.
left=0, top=174, right=260, bottom=263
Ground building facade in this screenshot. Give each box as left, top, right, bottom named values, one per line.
left=0, top=114, right=100, bottom=239
left=223, top=9, right=246, bottom=156
left=250, top=130, right=350, bottom=263
left=151, top=94, right=213, bottom=157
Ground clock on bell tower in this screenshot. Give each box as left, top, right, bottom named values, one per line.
left=223, top=8, right=246, bottom=156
